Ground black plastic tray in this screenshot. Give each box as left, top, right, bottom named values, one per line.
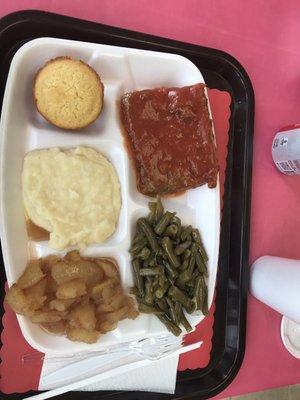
left=0, top=10, right=254, bottom=400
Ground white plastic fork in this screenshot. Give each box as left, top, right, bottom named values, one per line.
left=40, top=336, right=188, bottom=387
left=22, top=335, right=186, bottom=364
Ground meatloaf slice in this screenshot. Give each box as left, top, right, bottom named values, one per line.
left=120, top=83, right=218, bottom=196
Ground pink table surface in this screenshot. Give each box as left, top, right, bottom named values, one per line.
left=0, top=0, right=300, bottom=398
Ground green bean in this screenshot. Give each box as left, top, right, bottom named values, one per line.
left=130, top=236, right=148, bottom=255
left=186, top=282, right=194, bottom=292
left=191, top=228, right=200, bottom=242
left=165, top=224, right=178, bottom=238
left=199, top=245, right=209, bottom=264
left=154, top=211, right=175, bottom=235
left=150, top=258, right=156, bottom=267
left=138, top=303, right=164, bottom=314
left=155, top=282, right=169, bottom=299
left=132, top=259, right=144, bottom=297
left=176, top=254, right=195, bottom=285
left=172, top=238, right=180, bottom=247
left=181, top=258, right=190, bottom=271
left=158, top=271, right=167, bottom=287
left=147, top=211, right=156, bottom=226
left=137, top=247, right=151, bottom=260
left=179, top=306, right=193, bottom=332
left=192, top=269, right=200, bottom=279
left=190, top=242, right=198, bottom=254
left=167, top=277, right=176, bottom=286
left=182, top=249, right=191, bottom=261
left=181, top=225, right=193, bottom=241
left=193, top=275, right=206, bottom=311
left=187, top=268, right=199, bottom=287
left=202, top=284, right=208, bottom=315
left=195, top=252, right=208, bottom=276
left=155, top=196, right=164, bottom=222
left=172, top=216, right=181, bottom=225
left=177, top=262, right=194, bottom=286
left=149, top=201, right=156, bottom=210
left=156, top=247, right=164, bottom=257
left=166, top=298, right=177, bottom=324
left=152, top=275, right=159, bottom=290
left=144, top=279, right=154, bottom=304
left=168, top=286, right=191, bottom=310
left=138, top=218, right=158, bottom=252
left=192, top=229, right=208, bottom=262
left=162, top=253, right=169, bottom=261
left=143, top=253, right=155, bottom=268
left=187, top=286, right=194, bottom=298
left=171, top=216, right=182, bottom=238
left=147, top=202, right=157, bottom=225
left=132, top=232, right=145, bottom=245
left=175, top=280, right=186, bottom=291
left=175, top=302, right=182, bottom=325
left=163, top=260, right=178, bottom=280
left=189, top=253, right=196, bottom=269
left=161, top=236, right=180, bottom=268
left=186, top=299, right=196, bottom=314
left=139, top=267, right=162, bottom=276
left=156, top=298, right=169, bottom=313
left=157, top=314, right=182, bottom=337
left=174, top=240, right=192, bottom=256
left=191, top=228, right=203, bottom=245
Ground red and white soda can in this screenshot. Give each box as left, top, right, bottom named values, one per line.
left=272, top=124, right=300, bottom=175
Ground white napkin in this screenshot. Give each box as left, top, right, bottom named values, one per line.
left=39, top=353, right=179, bottom=394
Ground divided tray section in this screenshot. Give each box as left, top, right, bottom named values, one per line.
left=0, top=37, right=220, bottom=354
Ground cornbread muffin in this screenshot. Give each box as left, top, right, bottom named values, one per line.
left=22, top=146, right=121, bottom=250
left=33, top=57, right=104, bottom=130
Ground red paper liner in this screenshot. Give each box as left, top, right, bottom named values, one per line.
left=0, top=287, right=43, bottom=393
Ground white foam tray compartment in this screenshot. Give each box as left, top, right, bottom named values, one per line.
left=0, top=38, right=220, bottom=355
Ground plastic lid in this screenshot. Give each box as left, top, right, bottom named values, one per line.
left=280, top=316, right=300, bottom=359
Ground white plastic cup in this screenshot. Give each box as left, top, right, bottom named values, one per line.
left=272, top=126, right=300, bottom=175
left=250, top=256, right=300, bottom=324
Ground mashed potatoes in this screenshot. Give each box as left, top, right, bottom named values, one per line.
left=22, top=146, right=121, bottom=250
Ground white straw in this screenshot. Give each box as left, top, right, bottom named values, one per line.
left=23, top=341, right=201, bottom=400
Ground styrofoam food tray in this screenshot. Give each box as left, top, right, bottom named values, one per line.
left=0, top=37, right=220, bottom=355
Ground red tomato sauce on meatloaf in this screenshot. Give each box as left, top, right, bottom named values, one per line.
left=120, top=83, right=218, bottom=196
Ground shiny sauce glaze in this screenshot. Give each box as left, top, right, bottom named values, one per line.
left=26, top=219, right=50, bottom=241
left=120, top=83, right=218, bottom=196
